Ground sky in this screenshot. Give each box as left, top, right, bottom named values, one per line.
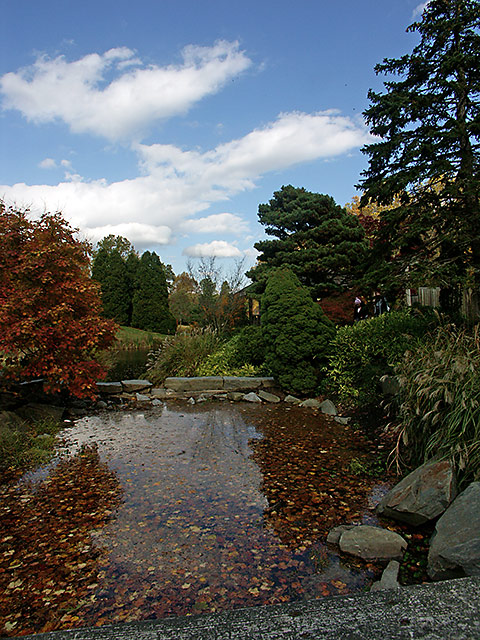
left=0, top=0, right=428, bottom=276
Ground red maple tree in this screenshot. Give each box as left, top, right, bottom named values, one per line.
left=0, top=202, right=117, bottom=398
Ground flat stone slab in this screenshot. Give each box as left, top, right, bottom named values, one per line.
left=164, top=377, right=223, bottom=391
left=121, top=380, right=152, bottom=393
left=20, top=577, right=480, bottom=640
left=257, top=390, right=281, bottom=403
left=96, top=381, right=123, bottom=395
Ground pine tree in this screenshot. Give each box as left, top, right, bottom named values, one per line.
left=359, top=0, right=480, bottom=288
left=247, top=185, right=367, bottom=298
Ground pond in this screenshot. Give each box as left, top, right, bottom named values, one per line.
left=0, top=402, right=389, bottom=635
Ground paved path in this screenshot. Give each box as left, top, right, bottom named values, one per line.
left=19, top=576, right=480, bottom=640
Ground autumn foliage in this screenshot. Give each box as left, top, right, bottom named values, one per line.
left=0, top=202, right=117, bottom=398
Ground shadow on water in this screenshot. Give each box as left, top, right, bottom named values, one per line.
left=0, top=403, right=389, bottom=635
left=104, top=348, right=151, bottom=382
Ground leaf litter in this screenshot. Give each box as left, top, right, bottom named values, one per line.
left=0, top=403, right=389, bottom=636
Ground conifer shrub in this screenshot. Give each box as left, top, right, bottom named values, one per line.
left=326, top=310, right=436, bottom=404
left=233, top=325, right=266, bottom=367
left=261, top=268, right=335, bottom=395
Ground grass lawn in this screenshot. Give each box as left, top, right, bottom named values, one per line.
left=114, top=326, right=167, bottom=350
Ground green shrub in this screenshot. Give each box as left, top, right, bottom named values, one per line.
left=195, top=334, right=259, bottom=377
left=393, top=324, right=480, bottom=483
left=261, top=268, right=336, bottom=395
left=145, top=328, right=220, bottom=384
left=326, top=310, right=436, bottom=404
left=231, top=325, right=266, bottom=367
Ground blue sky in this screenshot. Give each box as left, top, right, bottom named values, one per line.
left=1, top=1, right=427, bottom=275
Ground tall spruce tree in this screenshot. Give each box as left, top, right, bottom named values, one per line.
left=359, top=0, right=480, bottom=289
left=92, top=235, right=137, bottom=325
left=131, top=251, right=176, bottom=333
left=247, top=185, right=367, bottom=298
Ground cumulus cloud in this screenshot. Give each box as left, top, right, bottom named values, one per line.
left=183, top=240, right=243, bottom=258
left=87, top=222, right=172, bottom=247
left=0, top=42, right=252, bottom=141
left=1, top=110, right=370, bottom=250
left=179, top=213, right=249, bottom=235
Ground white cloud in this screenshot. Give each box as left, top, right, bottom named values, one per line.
left=38, top=157, right=56, bottom=169
left=0, top=42, right=252, bottom=141
left=1, top=110, right=370, bottom=251
left=179, top=213, right=249, bottom=235
left=412, top=2, right=430, bottom=19
left=87, top=222, right=172, bottom=247
left=183, top=240, right=243, bottom=258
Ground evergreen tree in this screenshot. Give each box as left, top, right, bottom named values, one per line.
left=261, top=268, right=335, bottom=395
left=131, top=251, right=176, bottom=333
left=247, top=185, right=367, bottom=298
left=92, top=235, right=137, bottom=325
left=359, top=0, right=480, bottom=288
left=92, top=248, right=131, bottom=325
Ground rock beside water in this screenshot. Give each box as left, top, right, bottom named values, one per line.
left=376, top=459, right=457, bottom=526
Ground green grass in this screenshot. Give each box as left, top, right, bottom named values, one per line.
left=0, top=416, right=63, bottom=478
left=114, top=326, right=167, bottom=350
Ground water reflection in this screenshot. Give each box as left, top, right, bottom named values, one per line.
left=2, top=403, right=384, bottom=633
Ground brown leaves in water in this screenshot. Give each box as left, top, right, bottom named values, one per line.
left=0, top=445, right=122, bottom=636
left=251, top=409, right=383, bottom=545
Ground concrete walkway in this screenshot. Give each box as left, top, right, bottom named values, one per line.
left=19, top=576, right=480, bottom=640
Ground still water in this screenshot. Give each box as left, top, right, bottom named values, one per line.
left=2, top=402, right=386, bottom=633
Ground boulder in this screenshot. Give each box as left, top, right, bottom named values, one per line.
left=227, top=392, right=245, bottom=401
left=339, top=525, right=407, bottom=561
left=135, top=393, right=151, bottom=403
left=96, top=381, right=123, bottom=395
left=299, top=398, right=321, bottom=409
left=320, top=399, right=337, bottom=416
left=428, top=482, right=480, bottom=581
left=326, top=525, right=355, bottom=546
left=258, top=390, right=281, bottom=403
left=284, top=395, right=301, bottom=404
left=334, top=416, right=351, bottom=425
left=121, top=379, right=153, bottom=393
left=243, top=392, right=262, bottom=403
left=376, top=459, right=457, bottom=526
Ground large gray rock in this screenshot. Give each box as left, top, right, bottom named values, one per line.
left=376, top=459, right=457, bottom=526
left=258, top=390, right=281, bottom=403
left=339, top=525, right=407, bottom=561
left=299, top=398, right=321, bottom=409
left=96, top=381, right=123, bottom=395
left=428, top=482, right=480, bottom=581
left=121, top=379, right=153, bottom=393
left=243, top=392, right=262, bottom=403
left=320, top=399, right=337, bottom=416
